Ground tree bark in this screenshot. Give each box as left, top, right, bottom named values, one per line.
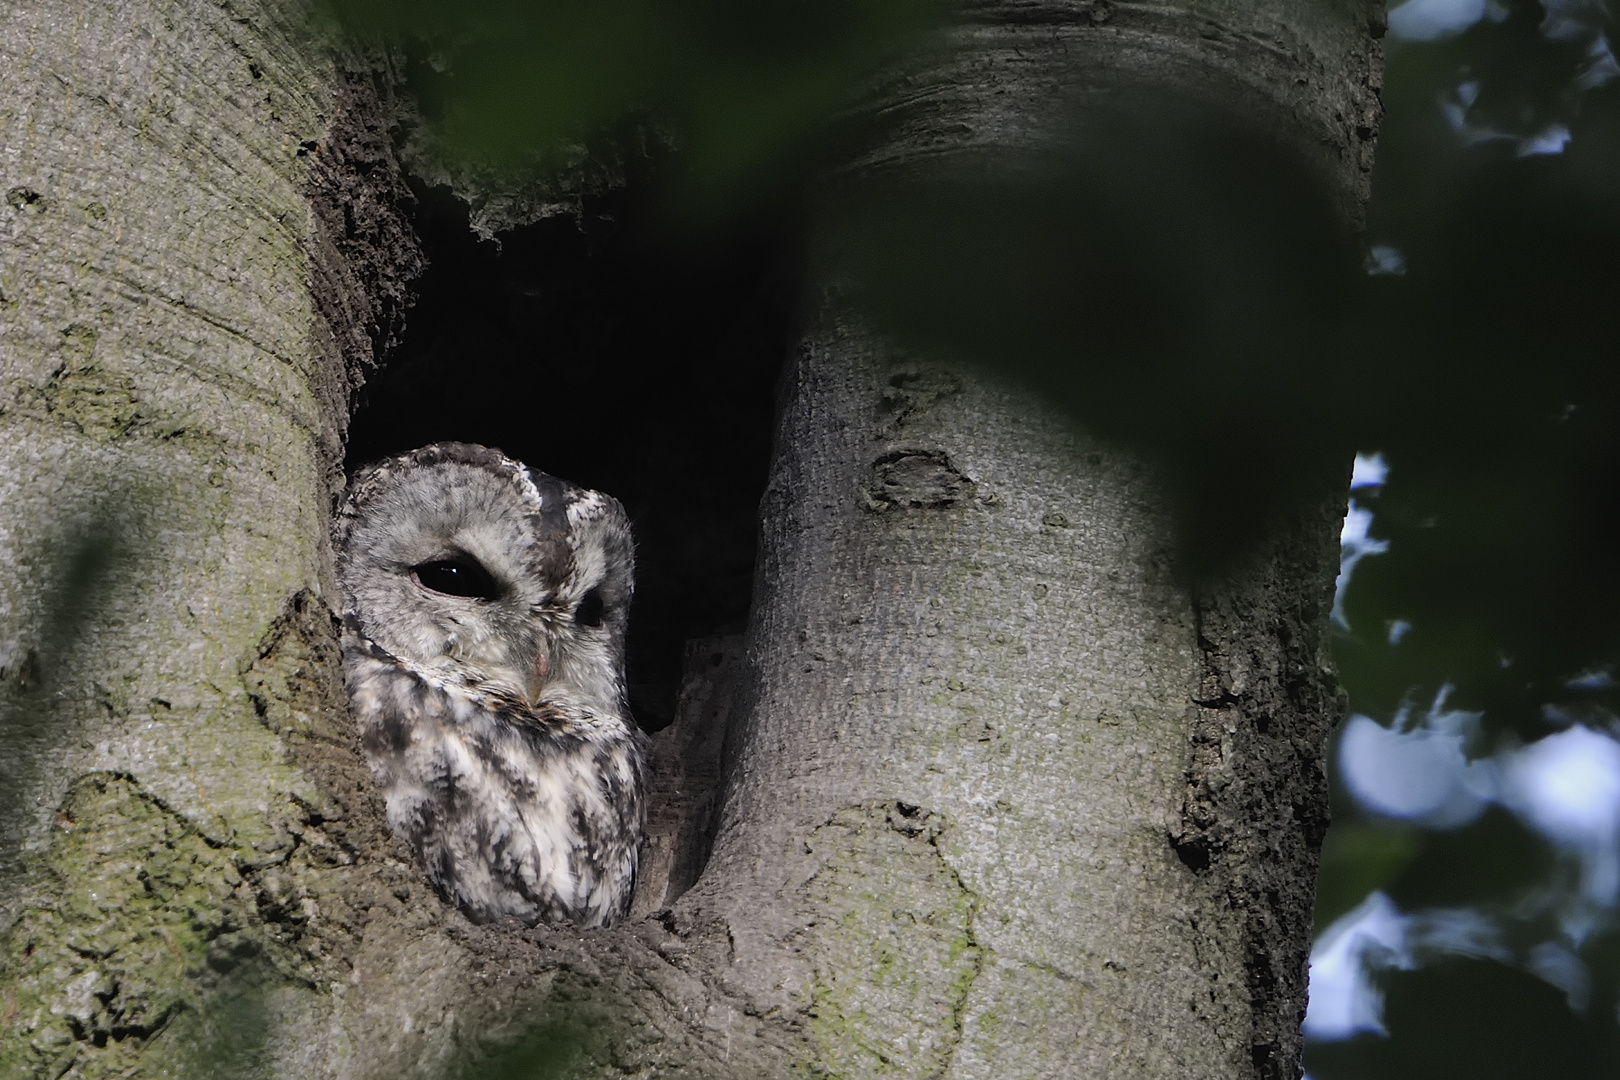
left=0, top=1, right=424, bottom=1074
left=683, top=315, right=1347, bottom=1080
left=0, top=0, right=1373, bottom=1078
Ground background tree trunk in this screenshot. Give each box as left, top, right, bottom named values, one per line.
left=1, top=0, right=1374, bottom=1077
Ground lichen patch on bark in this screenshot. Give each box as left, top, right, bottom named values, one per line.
left=0, top=774, right=306, bottom=1079
left=796, top=801, right=983, bottom=1079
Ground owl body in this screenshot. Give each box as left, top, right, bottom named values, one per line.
left=335, top=442, right=644, bottom=927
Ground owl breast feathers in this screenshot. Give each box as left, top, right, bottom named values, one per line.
left=335, top=442, right=645, bottom=928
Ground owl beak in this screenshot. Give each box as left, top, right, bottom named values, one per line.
left=526, top=650, right=550, bottom=706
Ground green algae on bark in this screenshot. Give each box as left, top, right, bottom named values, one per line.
left=0, top=774, right=306, bottom=1079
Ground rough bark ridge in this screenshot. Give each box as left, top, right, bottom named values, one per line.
left=1174, top=505, right=1348, bottom=1080
left=304, top=51, right=426, bottom=499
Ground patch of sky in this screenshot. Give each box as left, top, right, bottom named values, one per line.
left=1517, top=124, right=1573, bottom=157
left=1567, top=669, right=1617, bottom=691
left=1342, top=710, right=1620, bottom=891
left=1365, top=245, right=1407, bottom=276
left=1500, top=725, right=1620, bottom=909
left=1334, top=454, right=1391, bottom=629
left=1339, top=689, right=1496, bottom=828
left=1540, top=0, right=1609, bottom=42
left=1338, top=708, right=1620, bottom=945
left=1306, top=892, right=1411, bottom=1039
left=1527, top=940, right=1590, bottom=1012
left=1577, top=34, right=1620, bottom=89
left=1306, top=892, right=1593, bottom=1040
left=1334, top=503, right=1389, bottom=628
left=1306, top=893, right=1511, bottom=1039
left=1386, top=0, right=1614, bottom=168
left=1419, top=0, right=1614, bottom=154
left=1350, top=452, right=1389, bottom=489
left=1387, top=0, right=1503, bottom=40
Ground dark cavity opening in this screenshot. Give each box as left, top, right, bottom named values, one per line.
left=346, top=178, right=795, bottom=732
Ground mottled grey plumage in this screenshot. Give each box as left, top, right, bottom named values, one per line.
left=335, top=442, right=644, bottom=927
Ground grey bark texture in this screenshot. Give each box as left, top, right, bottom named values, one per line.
left=633, top=637, right=745, bottom=920
left=0, top=0, right=1373, bottom=1078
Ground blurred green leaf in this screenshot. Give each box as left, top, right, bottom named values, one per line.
left=1380, top=808, right=1557, bottom=915
left=1309, top=958, right=1609, bottom=1079
left=323, top=0, right=940, bottom=214
left=1316, top=823, right=1423, bottom=932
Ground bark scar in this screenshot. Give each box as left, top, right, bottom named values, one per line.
left=859, top=449, right=976, bottom=511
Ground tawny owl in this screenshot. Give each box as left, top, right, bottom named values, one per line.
left=335, top=442, right=644, bottom=927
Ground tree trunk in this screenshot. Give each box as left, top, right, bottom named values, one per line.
left=0, top=0, right=1374, bottom=1078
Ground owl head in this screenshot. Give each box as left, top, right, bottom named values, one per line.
left=335, top=442, right=635, bottom=721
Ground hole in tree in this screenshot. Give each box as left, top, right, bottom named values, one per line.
left=346, top=176, right=795, bottom=732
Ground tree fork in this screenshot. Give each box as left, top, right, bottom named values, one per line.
left=0, top=0, right=1376, bottom=1077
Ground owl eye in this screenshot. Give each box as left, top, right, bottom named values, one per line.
left=574, top=588, right=605, bottom=627
left=411, top=558, right=500, bottom=600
